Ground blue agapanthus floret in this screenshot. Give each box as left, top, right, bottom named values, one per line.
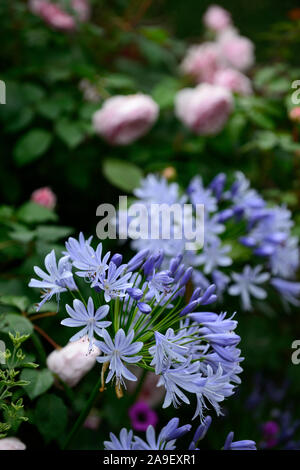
left=29, top=249, right=76, bottom=311
left=61, top=297, right=111, bottom=350
left=95, top=329, right=143, bottom=387
left=103, top=416, right=256, bottom=451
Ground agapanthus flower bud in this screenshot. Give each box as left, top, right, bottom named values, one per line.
left=217, top=208, right=234, bottom=222
left=143, top=255, right=157, bottom=278
left=137, top=302, right=152, bottom=314
left=199, top=284, right=217, bottom=305
left=209, top=173, right=226, bottom=200
left=31, top=186, right=56, bottom=210
left=0, top=437, right=26, bottom=450
left=169, top=254, right=183, bottom=275
left=47, top=336, right=100, bottom=387
left=179, top=300, right=199, bottom=317
left=175, top=84, right=233, bottom=136
left=127, top=288, right=143, bottom=300
left=92, top=94, right=159, bottom=145
left=127, top=249, right=149, bottom=271
left=223, top=431, right=256, bottom=450
left=191, top=415, right=212, bottom=445
left=110, top=253, right=123, bottom=267
left=190, top=287, right=202, bottom=302
left=178, top=266, right=193, bottom=288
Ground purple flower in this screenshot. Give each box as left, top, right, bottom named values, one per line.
left=129, top=402, right=158, bottom=432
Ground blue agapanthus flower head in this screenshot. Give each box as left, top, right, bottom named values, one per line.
left=29, top=232, right=243, bottom=421
left=126, top=172, right=300, bottom=311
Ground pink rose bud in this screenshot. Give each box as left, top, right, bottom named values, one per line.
left=203, top=5, right=232, bottom=32
left=218, top=29, right=255, bottom=71
left=175, top=83, right=233, bottom=135
left=181, top=42, right=221, bottom=83
left=0, top=437, right=26, bottom=450
left=31, top=187, right=57, bottom=210
left=47, top=336, right=100, bottom=387
left=289, top=107, right=300, bottom=123
left=92, top=94, right=159, bottom=145
left=214, top=68, right=252, bottom=95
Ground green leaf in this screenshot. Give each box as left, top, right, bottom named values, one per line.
left=9, top=227, right=36, bottom=243
left=17, top=202, right=57, bottom=224
left=21, top=369, right=54, bottom=400
left=255, top=131, right=278, bottom=150
left=5, top=107, right=34, bottom=133
left=104, top=74, right=136, bottom=91
left=248, top=110, right=275, bottom=130
left=55, top=119, right=85, bottom=148
left=22, top=83, right=45, bottom=103
left=152, top=77, right=179, bottom=109
left=0, top=295, right=30, bottom=312
left=35, top=225, right=73, bottom=242
left=33, top=394, right=68, bottom=443
left=103, top=159, right=143, bottom=192
left=2, top=314, right=33, bottom=336
left=14, top=129, right=52, bottom=166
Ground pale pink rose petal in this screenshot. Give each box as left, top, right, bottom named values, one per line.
left=214, top=68, right=252, bottom=95
left=181, top=42, right=222, bottom=83
left=0, top=437, right=26, bottom=450
left=47, top=336, right=100, bottom=387
left=218, top=29, right=255, bottom=71
left=203, top=5, right=232, bottom=32
left=175, top=83, right=233, bottom=135
left=92, top=94, right=159, bottom=145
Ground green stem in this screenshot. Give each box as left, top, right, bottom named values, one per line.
left=62, top=375, right=102, bottom=450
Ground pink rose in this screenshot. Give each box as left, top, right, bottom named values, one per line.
left=92, top=94, right=159, bottom=145
left=203, top=5, right=232, bottom=32
left=214, top=68, right=252, bottom=95
left=47, top=336, right=100, bottom=387
left=31, top=187, right=57, bottom=210
left=218, top=29, right=255, bottom=71
left=181, top=42, right=221, bottom=83
left=175, top=83, right=233, bottom=135
left=0, top=437, right=26, bottom=450
left=29, top=0, right=89, bottom=31
left=72, top=0, right=90, bottom=22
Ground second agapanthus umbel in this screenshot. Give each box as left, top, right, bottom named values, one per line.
left=29, top=233, right=242, bottom=419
